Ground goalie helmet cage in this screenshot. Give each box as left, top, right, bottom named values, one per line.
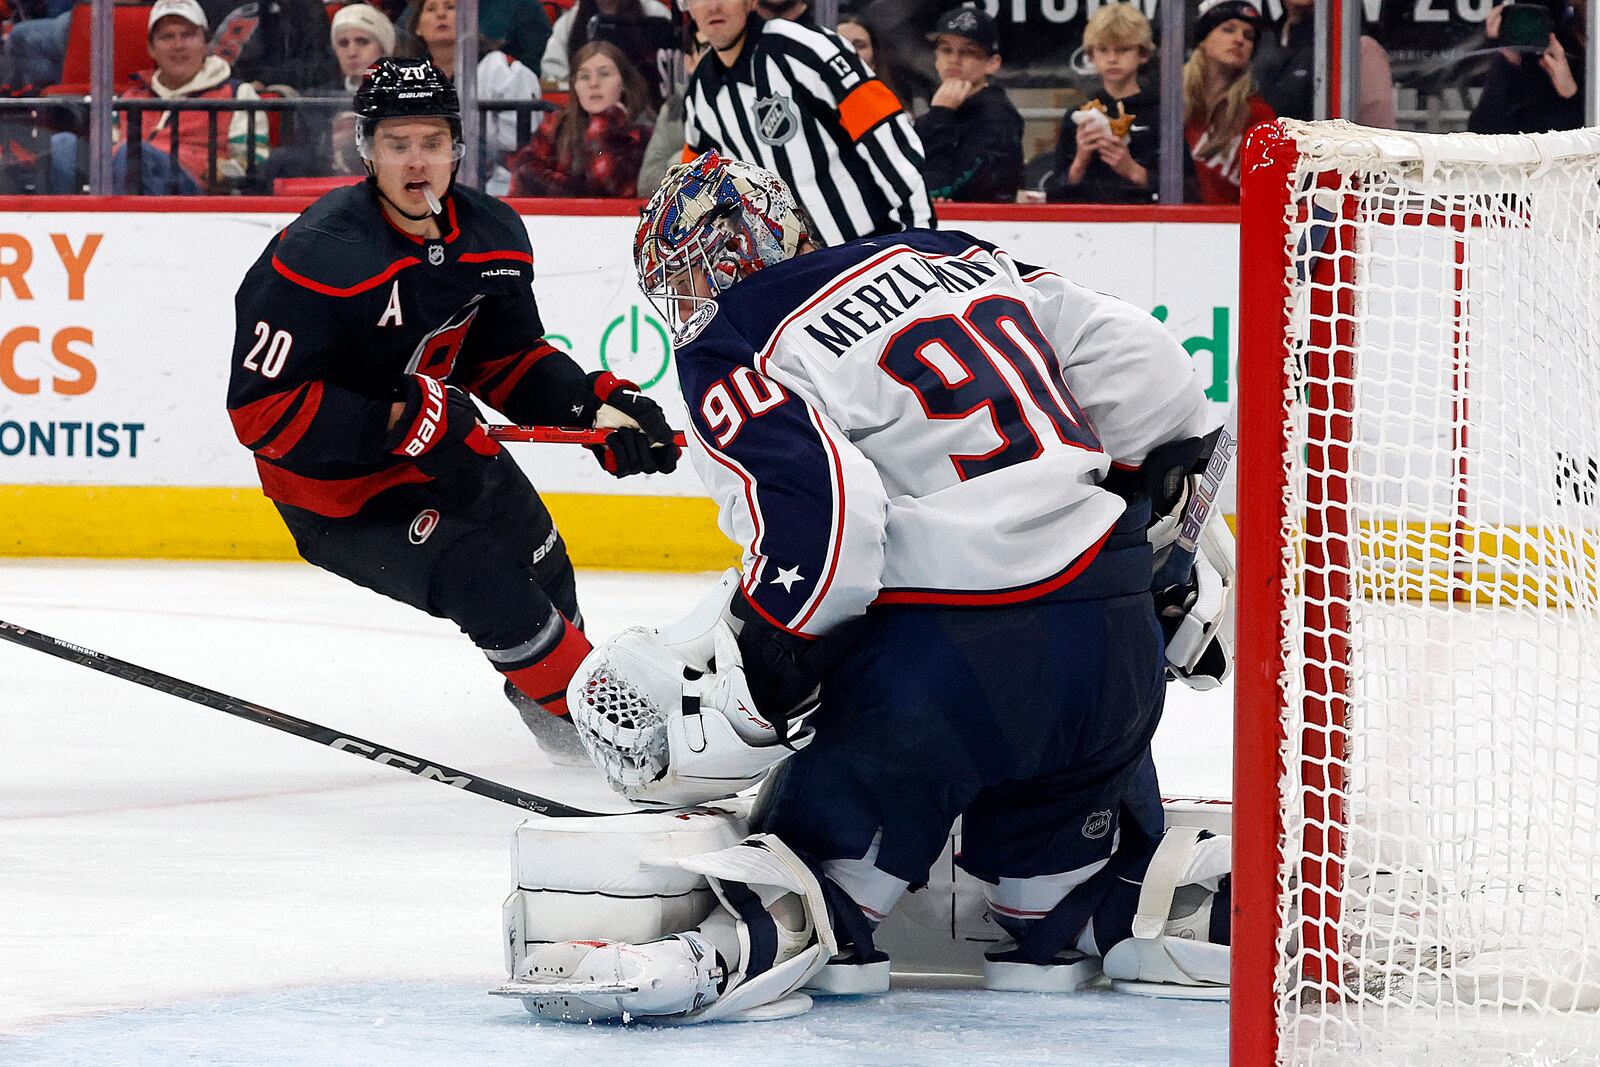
left=1233, top=119, right=1600, bottom=1066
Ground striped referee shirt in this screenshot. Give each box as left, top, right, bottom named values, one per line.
left=683, top=15, right=933, bottom=247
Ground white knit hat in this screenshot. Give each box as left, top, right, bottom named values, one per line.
left=331, top=4, right=398, bottom=58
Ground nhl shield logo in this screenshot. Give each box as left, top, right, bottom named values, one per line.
left=1082, top=809, right=1113, bottom=840
left=753, top=94, right=799, bottom=146
left=427, top=244, right=445, bottom=266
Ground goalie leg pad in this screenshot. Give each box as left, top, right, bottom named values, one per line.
left=1102, top=827, right=1232, bottom=999
left=502, top=809, right=746, bottom=977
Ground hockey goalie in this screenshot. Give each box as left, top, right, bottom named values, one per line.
left=494, top=152, right=1236, bottom=1023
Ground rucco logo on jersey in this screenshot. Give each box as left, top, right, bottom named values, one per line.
left=409, top=508, right=441, bottom=544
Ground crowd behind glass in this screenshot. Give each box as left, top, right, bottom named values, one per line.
left=0, top=0, right=1589, bottom=202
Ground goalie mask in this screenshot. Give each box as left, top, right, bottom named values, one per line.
left=566, top=621, right=813, bottom=808
left=634, top=151, right=812, bottom=326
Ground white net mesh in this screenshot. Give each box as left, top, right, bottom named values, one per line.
left=1268, top=121, right=1600, bottom=1065
left=568, top=629, right=674, bottom=795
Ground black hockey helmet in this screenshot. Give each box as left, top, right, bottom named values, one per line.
left=353, top=57, right=462, bottom=146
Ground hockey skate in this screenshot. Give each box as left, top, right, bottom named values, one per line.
left=504, top=680, right=591, bottom=766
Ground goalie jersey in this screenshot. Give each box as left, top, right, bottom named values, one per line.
left=674, top=228, right=1215, bottom=636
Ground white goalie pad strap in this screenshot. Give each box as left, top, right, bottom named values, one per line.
left=1131, top=828, right=1232, bottom=941
left=1105, top=935, right=1230, bottom=989
left=673, top=833, right=841, bottom=1022
left=506, top=809, right=746, bottom=965
left=1131, top=829, right=1203, bottom=941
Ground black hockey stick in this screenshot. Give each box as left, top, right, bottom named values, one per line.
left=0, top=619, right=619, bottom=818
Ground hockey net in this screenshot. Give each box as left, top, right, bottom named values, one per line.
left=1235, top=120, right=1600, bottom=1066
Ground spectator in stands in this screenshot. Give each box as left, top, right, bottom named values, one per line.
left=1470, top=0, right=1587, bottom=135
left=754, top=0, right=813, bottom=25
left=1046, top=2, right=1158, bottom=203
left=540, top=0, right=670, bottom=87
left=402, top=0, right=540, bottom=194
left=915, top=4, right=1023, bottom=203
left=208, top=0, right=338, bottom=91
left=48, top=0, right=267, bottom=193
left=0, top=0, right=73, bottom=89
left=509, top=40, right=652, bottom=197
left=255, top=4, right=397, bottom=191
left=836, top=12, right=924, bottom=115
left=1184, top=0, right=1273, bottom=205
left=637, top=27, right=707, bottom=195
left=394, top=0, right=553, bottom=67
left=1253, top=0, right=1395, bottom=127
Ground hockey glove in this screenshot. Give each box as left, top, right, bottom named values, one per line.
left=1154, top=514, right=1234, bottom=691
left=586, top=371, right=681, bottom=477
left=728, top=593, right=838, bottom=742
left=385, top=374, right=500, bottom=473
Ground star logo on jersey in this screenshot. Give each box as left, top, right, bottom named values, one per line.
left=753, top=94, right=799, bottom=146
left=770, top=566, right=804, bottom=593
left=427, top=244, right=444, bottom=267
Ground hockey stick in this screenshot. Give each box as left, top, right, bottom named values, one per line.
left=487, top=425, right=689, bottom=447
left=0, top=619, right=620, bottom=818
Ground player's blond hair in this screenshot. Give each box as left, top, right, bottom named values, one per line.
left=1083, top=3, right=1154, bottom=56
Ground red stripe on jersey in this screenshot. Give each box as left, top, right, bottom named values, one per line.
left=792, top=408, right=848, bottom=633
left=502, top=616, right=593, bottom=717
left=381, top=195, right=461, bottom=244
left=738, top=587, right=819, bottom=642
left=458, top=250, right=533, bottom=265
left=254, top=458, right=430, bottom=518
left=693, top=423, right=772, bottom=597
left=258, top=381, right=324, bottom=459
left=872, top=525, right=1114, bottom=607
left=464, top=341, right=559, bottom=412
left=229, top=385, right=303, bottom=449
left=272, top=253, right=420, bottom=298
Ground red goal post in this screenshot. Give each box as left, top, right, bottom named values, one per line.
left=1233, top=119, right=1600, bottom=1067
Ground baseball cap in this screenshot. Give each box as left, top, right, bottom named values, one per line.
left=927, top=5, right=1000, bottom=55
left=147, top=0, right=207, bottom=37
left=1194, top=0, right=1265, bottom=43
left=331, top=4, right=398, bottom=57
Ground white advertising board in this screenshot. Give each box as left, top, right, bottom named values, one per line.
left=0, top=210, right=1238, bottom=501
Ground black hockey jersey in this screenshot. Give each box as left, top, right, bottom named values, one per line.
left=228, top=182, right=592, bottom=517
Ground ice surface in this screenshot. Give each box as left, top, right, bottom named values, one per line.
left=0, top=561, right=1231, bottom=1065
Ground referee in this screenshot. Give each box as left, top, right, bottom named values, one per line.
left=681, top=0, right=933, bottom=246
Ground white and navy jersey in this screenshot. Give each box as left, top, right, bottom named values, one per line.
left=683, top=15, right=932, bottom=247
left=673, top=229, right=1216, bottom=637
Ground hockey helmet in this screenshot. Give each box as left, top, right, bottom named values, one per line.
left=353, top=57, right=463, bottom=158
left=635, top=151, right=812, bottom=324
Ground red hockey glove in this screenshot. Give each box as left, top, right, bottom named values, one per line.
left=386, top=374, right=500, bottom=473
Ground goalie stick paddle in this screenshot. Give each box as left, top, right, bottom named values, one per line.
left=0, top=619, right=621, bottom=819
left=488, top=425, right=689, bottom=447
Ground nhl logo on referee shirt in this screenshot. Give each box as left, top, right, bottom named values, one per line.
left=427, top=243, right=444, bottom=266
left=409, top=508, right=441, bottom=544
left=1082, top=809, right=1113, bottom=840
left=753, top=94, right=799, bottom=146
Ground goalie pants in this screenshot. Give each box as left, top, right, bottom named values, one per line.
left=756, top=554, right=1167, bottom=904
left=274, top=452, right=581, bottom=664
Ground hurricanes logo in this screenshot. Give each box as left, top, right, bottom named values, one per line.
left=1082, top=809, right=1113, bottom=840
left=409, top=508, right=441, bottom=545
left=753, top=94, right=798, bottom=146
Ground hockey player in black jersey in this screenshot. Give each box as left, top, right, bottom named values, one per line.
left=226, top=58, right=681, bottom=762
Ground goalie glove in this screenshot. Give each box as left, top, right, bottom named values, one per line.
left=566, top=621, right=814, bottom=807
left=586, top=371, right=681, bottom=477
left=1153, top=512, right=1234, bottom=691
